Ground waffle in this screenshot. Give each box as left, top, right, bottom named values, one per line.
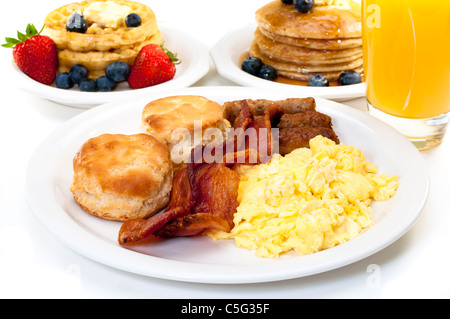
left=42, top=0, right=162, bottom=80
left=58, top=30, right=162, bottom=79
left=42, top=0, right=159, bottom=52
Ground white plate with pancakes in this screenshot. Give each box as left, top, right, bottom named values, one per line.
left=211, top=24, right=366, bottom=102
left=12, top=25, right=210, bottom=108
left=26, top=86, right=428, bottom=284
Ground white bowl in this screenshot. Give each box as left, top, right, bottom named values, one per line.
left=211, top=25, right=366, bottom=102
left=11, top=25, right=210, bottom=108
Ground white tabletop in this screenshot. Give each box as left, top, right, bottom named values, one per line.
left=1, top=0, right=449, bottom=299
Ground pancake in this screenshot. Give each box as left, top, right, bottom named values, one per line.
left=254, top=28, right=362, bottom=65
left=255, top=0, right=361, bottom=40
left=247, top=0, right=363, bottom=81
left=251, top=43, right=363, bottom=81
left=259, top=27, right=362, bottom=50
left=250, top=41, right=363, bottom=77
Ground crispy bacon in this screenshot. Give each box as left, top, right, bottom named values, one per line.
left=191, top=100, right=278, bottom=166
left=155, top=163, right=239, bottom=237
left=118, top=167, right=194, bottom=244
left=118, top=161, right=240, bottom=244
left=231, top=100, right=282, bottom=164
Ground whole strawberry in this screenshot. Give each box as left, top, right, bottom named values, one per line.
left=128, top=43, right=180, bottom=89
left=3, top=24, right=58, bottom=85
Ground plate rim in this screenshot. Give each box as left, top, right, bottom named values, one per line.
left=210, top=24, right=366, bottom=101
left=25, top=86, right=429, bottom=284
left=12, top=25, right=210, bottom=108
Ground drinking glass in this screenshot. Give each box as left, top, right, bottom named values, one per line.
left=362, top=0, right=450, bottom=150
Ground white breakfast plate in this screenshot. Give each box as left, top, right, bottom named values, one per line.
left=26, top=86, right=429, bottom=284
left=211, top=25, right=366, bottom=102
left=11, top=25, right=210, bottom=108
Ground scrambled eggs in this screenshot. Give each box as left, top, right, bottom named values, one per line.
left=208, top=136, right=398, bottom=258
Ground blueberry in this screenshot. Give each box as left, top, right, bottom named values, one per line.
left=66, top=11, right=88, bottom=33
left=308, top=75, right=329, bottom=87
left=281, top=0, right=294, bottom=4
left=241, top=57, right=263, bottom=76
left=294, top=0, right=314, bottom=13
left=55, top=72, right=74, bottom=89
left=106, top=62, right=130, bottom=82
left=258, top=65, right=278, bottom=81
left=96, top=76, right=116, bottom=92
left=79, top=78, right=96, bottom=92
left=338, top=70, right=362, bottom=86
left=69, top=64, right=88, bottom=85
left=125, top=13, right=142, bottom=28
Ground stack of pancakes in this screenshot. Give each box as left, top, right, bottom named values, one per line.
left=251, top=0, right=363, bottom=81
left=42, top=0, right=162, bottom=80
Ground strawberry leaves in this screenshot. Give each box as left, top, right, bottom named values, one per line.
left=2, top=24, right=44, bottom=48
left=160, top=42, right=181, bottom=65
left=3, top=23, right=58, bottom=85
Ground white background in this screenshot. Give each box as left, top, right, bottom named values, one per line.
left=0, top=0, right=449, bottom=298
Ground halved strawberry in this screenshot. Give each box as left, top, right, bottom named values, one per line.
left=128, top=43, right=180, bottom=89
left=3, top=24, right=59, bottom=85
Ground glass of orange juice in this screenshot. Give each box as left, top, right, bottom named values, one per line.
left=362, top=0, right=450, bottom=150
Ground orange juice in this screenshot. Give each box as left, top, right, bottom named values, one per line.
left=362, top=0, right=450, bottom=119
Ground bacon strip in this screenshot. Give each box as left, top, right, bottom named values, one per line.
left=154, top=162, right=239, bottom=238
left=118, top=161, right=240, bottom=245
left=118, top=166, right=194, bottom=244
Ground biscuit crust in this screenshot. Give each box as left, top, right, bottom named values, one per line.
left=141, top=95, right=230, bottom=169
left=70, top=133, right=173, bottom=221
left=141, top=95, right=226, bottom=143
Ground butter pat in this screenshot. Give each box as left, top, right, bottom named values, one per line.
left=83, top=1, right=132, bottom=28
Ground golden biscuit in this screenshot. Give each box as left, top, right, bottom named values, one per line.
left=141, top=95, right=230, bottom=168
left=70, top=133, right=173, bottom=222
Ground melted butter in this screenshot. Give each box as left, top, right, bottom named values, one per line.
left=83, top=1, right=132, bottom=28
left=264, top=1, right=361, bottom=38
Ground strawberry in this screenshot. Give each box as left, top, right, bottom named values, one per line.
left=128, top=43, right=180, bottom=89
left=3, top=24, right=58, bottom=85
